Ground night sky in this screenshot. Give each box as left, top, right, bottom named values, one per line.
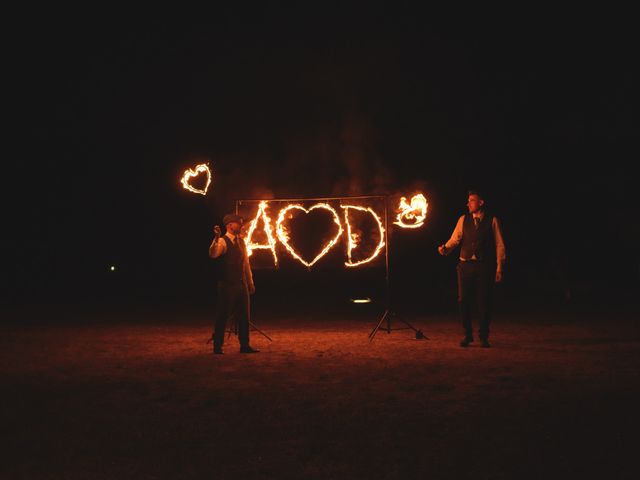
left=6, top=8, right=637, bottom=309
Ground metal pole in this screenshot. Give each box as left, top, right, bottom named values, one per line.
left=369, top=195, right=427, bottom=341
left=237, top=194, right=387, bottom=205
left=384, top=196, right=391, bottom=333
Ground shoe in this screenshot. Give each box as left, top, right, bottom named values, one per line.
left=460, top=337, right=474, bottom=347
left=213, top=348, right=224, bottom=354
left=480, top=339, right=491, bottom=348
left=240, top=346, right=260, bottom=354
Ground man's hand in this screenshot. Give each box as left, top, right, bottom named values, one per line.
left=437, top=245, right=447, bottom=256
left=213, top=225, right=221, bottom=239
left=495, top=271, right=503, bottom=283
left=248, top=283, right=256, bottom=295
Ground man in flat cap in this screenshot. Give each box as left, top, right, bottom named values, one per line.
left=209, top=213, right=259, bottom=354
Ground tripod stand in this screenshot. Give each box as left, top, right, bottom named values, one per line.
left=368, top=197, right=427, bottom=342
left=369, top=308, right=426, bottom=341
left=207, top=299, right=273, bottom=345
left=226, top=308, right=273, bottom=342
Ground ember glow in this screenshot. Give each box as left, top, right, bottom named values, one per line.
left=245, top=201, right=278, bottom=266
left=180, top=163, right=212, bottom=195
left=275, top=203, right=343, bottom=268
left=341, top=205, right=385, bottom=267
left=394, top=193, right=428, bottom=228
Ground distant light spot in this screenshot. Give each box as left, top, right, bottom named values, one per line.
left=351, top=298, right=372, bottom=304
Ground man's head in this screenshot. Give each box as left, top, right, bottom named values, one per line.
left=222, top=213, right=243, bottom=235
left=466, top=190, right=485, bottom=214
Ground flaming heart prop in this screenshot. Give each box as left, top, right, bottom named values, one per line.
left=341, top=205, right=385, bottom=267
left=275, top=203, right=343, bottom=268
left=245, top=201, right=278, bottom=265
left=180, top=163, right=212, bottom=195
left=394, top=193, right=428, bottom=228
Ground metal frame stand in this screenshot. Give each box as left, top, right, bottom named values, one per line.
left=232, top=194, right=425, bottom=342
left=368, top=197, right=427, bottom=342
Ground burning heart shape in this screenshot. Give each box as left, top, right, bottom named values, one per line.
left=275, top=203, right=344, bottom=267
left=180, top=163, right=212, bottom=195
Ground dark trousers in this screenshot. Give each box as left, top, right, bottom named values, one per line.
left=213, top=282, right=250, bottom=349
left=457, top=260, right=494, bottom=340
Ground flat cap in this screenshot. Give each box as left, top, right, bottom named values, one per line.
left=222, top=213, right=243, bottom=225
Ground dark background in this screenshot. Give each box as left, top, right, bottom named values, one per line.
left=5, top=7, right=637, bottom=314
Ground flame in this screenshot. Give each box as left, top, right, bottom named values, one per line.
left=394, top=193, right=428, bottom=228
left=180, top=163, right=212, bottom=195
left=275, top=203, right=343, bottom=268
left=341, top=205, right=385, bottom=267
left=245, top=201, right=278, bottom=266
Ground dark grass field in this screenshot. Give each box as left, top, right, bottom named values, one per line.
left=2, top=304, right=639, bottom=479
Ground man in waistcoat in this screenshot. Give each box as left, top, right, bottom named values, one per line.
left=209, top=213, right=259, bottom=354
left=438, top=190, right=506, bottom=348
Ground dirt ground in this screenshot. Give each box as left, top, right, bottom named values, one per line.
left=1, top=307, right=639, bottom=479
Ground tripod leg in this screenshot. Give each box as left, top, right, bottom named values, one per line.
left=369, top=309, right=390, bottom=341
left=226, top=314, right=236, bottom=339
left=246, top=295, right=272, bottom=342
left=393, top=311, right=429, bottom=339
left=249, top=321, right=273, bottom=342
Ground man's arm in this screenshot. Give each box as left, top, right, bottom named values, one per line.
left=209, top=226, right=227, bottom=258
left=438, top=215, right=464, bottom=255
left=492, top=217, right=506, bottom=282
